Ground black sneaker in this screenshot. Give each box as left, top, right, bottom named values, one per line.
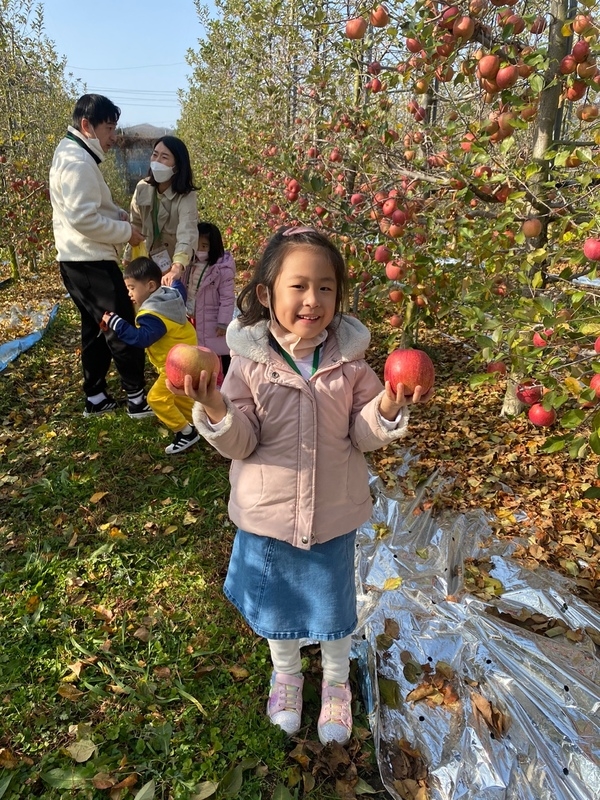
left=127, top=399, right=155, bottom=419
left=165, top=428, right=200, bottom=455
left=83, top=396, right=118, bottom=417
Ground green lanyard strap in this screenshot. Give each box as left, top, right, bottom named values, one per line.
left=151, top=190, right=161, bottom=247
left=269, top=335, right=322, bottom=377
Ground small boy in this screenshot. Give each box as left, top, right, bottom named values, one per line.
left=102, top=257, right=200, bottom=455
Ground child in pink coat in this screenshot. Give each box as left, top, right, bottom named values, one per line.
left=182, top=222, right=236, bottom=382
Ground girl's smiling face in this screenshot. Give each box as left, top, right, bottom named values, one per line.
left=259, top=246, right=337, bottom=339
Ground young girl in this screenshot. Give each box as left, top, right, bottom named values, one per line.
left=181, top=222, right=236, bottom=380
left=168, top=227, right=430, bottom=744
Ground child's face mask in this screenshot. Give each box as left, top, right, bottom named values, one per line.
left=196, top=251, right=209, bottom=263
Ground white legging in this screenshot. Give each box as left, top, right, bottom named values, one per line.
left=268, top=635, right=352, bottom=684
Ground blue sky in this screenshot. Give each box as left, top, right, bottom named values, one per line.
left=42, top=0, right=212, bottom=129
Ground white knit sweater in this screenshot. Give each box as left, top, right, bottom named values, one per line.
left=49, top=126, right=132, bottom=262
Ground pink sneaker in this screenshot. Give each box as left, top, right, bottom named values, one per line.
left=318, top=680, right=352, bottom=745
left=267, top=672, right=304, bottom=735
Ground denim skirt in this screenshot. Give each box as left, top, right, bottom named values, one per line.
left=223, top=528, right=357, bottom=641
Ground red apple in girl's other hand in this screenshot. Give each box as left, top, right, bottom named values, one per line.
left=516, top=380, right=543, bottom=405
left=384, top=348, right=435, bottom=396
left=528, top=403, right=556, bottom=427
left=166, top=344, right=220, bottom=389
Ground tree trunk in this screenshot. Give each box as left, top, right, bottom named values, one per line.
left=501, top=375, right=525, bottom=417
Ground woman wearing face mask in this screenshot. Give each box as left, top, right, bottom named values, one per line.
left=124, top=136, right=199, bottom=281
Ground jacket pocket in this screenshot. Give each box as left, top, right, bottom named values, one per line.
left=230, top=461, right=264, bottom=509
left=346, top=451, right=370, bottom=505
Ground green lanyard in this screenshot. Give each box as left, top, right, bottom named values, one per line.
left=269, top=336, right=322, bottom=377
left=151, top=190, right=161, bottom=246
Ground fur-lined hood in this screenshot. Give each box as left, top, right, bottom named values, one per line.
left=225, top=313, right=371, bottom=364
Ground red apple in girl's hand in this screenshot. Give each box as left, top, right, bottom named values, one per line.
left=166, top=344, right=220, bottom=389
left=384, top=348, right=435, bottom=396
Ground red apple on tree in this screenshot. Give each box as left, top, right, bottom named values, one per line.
left=166, top=344, right=221, bottom=389
left=486, top=361, right=507, bottom=374
left=583, top=238, right=600, bottom=261
left=589, top=373, right=600, bottom=398
left=345, top=17, right=367, bottom=39
left=532, top=329, right=553, bottom=347
left=384, top=348, right=435, bottom=396
left=516, top=380, right=543, bottom=405
left=528, top=403, right=556, bottom=427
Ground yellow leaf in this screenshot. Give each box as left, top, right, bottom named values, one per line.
left=65, top=739, right=97, bottom=763
left=90, top=491, right=109, bottom=504
left=228, top=665, right=249, bottom=681
left=383, top=576, right=402, bottom=591
left=109, top=527, right=127, bottom=540
left=0, top=748, right=19, bottom=769
left=57, top=683, right=84, bottom=701
left=92, top=605, right=114, bottom=621
left=25, top=595, right=40, bottom=613
left=164, top=525, right=178, bottom=535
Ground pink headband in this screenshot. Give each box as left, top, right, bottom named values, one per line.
left=281, top=226, right=316, bottom=237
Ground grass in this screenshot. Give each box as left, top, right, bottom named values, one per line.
left=0, top=306, right=385, bottom=800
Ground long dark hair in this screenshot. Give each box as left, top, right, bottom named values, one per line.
left=236, top=227, right=348, bottom=327
left=197, top=221, right=225, bottom=266
left=147, top=135, right=197, bottom=195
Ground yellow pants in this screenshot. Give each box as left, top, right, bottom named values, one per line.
left=148, top=372, right=194, bottom=432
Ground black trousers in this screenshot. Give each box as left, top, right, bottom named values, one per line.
left=59, top=260, right=145, bottom=397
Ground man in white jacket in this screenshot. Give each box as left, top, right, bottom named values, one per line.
left=50, top=94, right=152, bottom=418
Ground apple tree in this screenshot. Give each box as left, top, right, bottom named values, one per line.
left=181, top=0, right=600, bottom=463
left=0, top=0, right=77, bottom=279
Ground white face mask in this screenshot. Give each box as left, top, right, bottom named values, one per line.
left=196, top=251, right=209, bottom=262
left=150, top=161, right=175, bottom=183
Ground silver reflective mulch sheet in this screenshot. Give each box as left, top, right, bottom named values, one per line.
left=353, top=472, right=600, bottom=800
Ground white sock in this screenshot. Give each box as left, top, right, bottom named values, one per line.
left=268, top=639, right=302, bottom=676
left=127, top=389, right=145, bottom=404
left=87, top=392, right=107, bottom=404
left=180, top=424, right=193, bottom=435
left=320, top=636, right=352, bottom=684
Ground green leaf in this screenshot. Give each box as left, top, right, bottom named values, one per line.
left=272, top=786, right=294, bottom=800
left=134, top=780, right=156, bottom=800
left=220, top=760, right=258, bottom=798
left=378, top=677, right=402, bottom=708
left=469, top=373, right=496, bottom=388
left=560, top=409, right=586, bottom=429
left=531, top=271, right=543, bottom=289
left=583, top=486, right=600, bottom=499
left=354, top=777, right=379, bottom=794
left=220, top=765, right=243, bottom=798
left=175, top=682, right=206, bottom=715
left=191, top=781, right=219, bottom=800
left=0, top=773, right=14, bottom=800
left=568, top=437, right=588, bottom=459
left=541, top=437, right=566, bottom=453
left=590, top=431, right=600, bottom=455
left=529, top=73, right=544, bottom=95
left=40, top=768, right=87, bottom=789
